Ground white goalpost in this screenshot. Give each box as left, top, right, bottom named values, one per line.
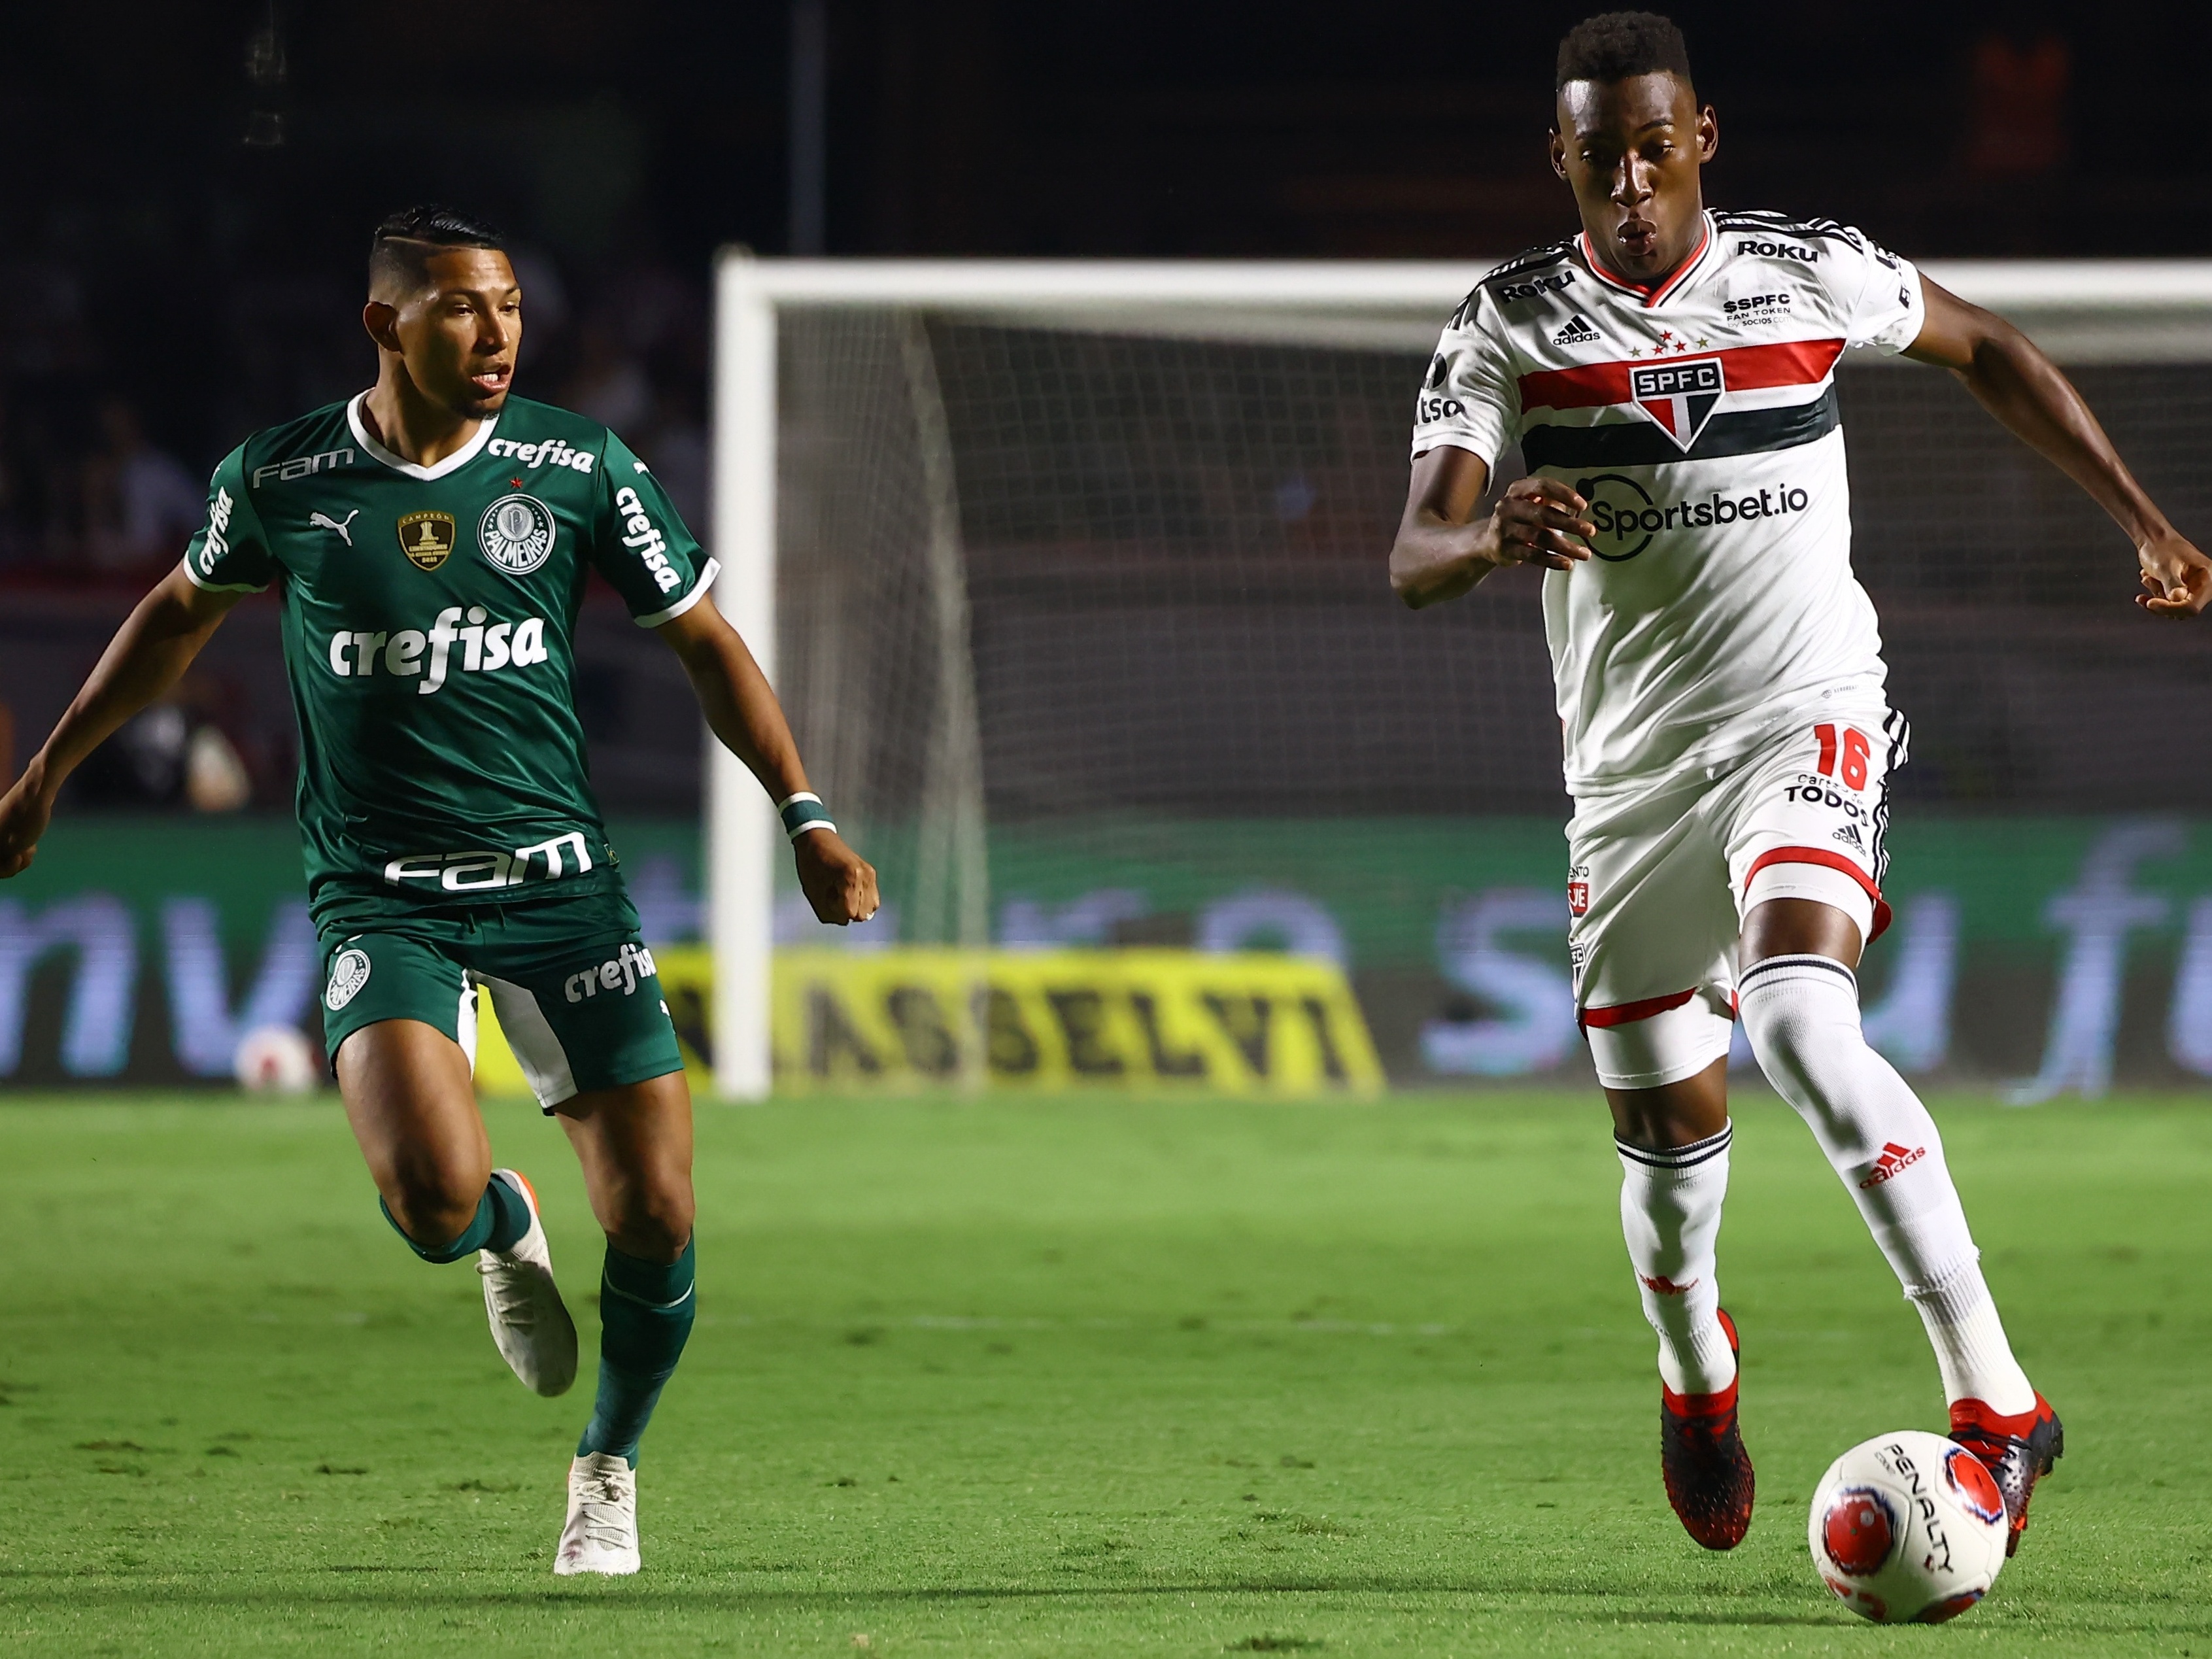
left=709, top=252, right=2212, bottom=1101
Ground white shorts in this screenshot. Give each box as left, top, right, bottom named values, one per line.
left=1569, top=704, right=1907, bottom=1089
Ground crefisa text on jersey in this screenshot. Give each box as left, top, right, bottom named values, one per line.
left=485, top=436, right=597, bottom=473
left=324, top=606, right=551, bottom=693
left=613, top=485, right=683, bottom=594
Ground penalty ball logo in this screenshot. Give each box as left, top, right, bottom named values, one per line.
left=324, top=948, right=372, bottom=1012
left=479, top=493, right=556, bottom=576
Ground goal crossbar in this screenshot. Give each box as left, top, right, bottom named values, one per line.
left=707, top=254, right=2212, bottom=1099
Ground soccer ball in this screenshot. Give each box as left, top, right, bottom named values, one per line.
left=1808, top=1430, right=2009, bottom=1624
left=233, top=1023, right=320, bottom=1094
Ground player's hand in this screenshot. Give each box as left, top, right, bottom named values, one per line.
left=0, top=772, right=50, bottom=880
left=2137, top=528, right=2212, bottom=617
left=794, top=829, right=880, bottom=926
left=1486, top=475, right=1595, bottom=572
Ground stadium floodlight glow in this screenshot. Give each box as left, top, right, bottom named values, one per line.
left=709, top=252, right=2212, bottom=1101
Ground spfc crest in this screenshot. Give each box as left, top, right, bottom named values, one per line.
left=478, top=493, right=556, bottom=576
left=1629, top=356, right=1724, bottom=451
left=396, top=510, right=456, bottom=570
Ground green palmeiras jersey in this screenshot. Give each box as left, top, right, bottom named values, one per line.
left=182, top=392, right=717, bottom=932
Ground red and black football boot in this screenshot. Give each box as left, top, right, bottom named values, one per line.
left=1949, top=1391, right=2063, bottom=1557
left=1659, top=1307, right=1754, bottom=1550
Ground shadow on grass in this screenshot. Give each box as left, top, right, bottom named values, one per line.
left=1, top=1573, right=2203, bottom=1637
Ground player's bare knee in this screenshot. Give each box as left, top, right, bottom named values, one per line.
left=382, top=1154, right=492, bottom=1248
left=607, top=1186, right=694, bottom=1263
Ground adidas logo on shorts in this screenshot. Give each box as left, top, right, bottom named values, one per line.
left=1554, top=313, right=1601, bottom=345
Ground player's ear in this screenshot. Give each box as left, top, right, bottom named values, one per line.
left=1548, top=126, right=1569, bottom=181
left=1697, top=105, right=1719, bottom=163
left=362, top=299, right=402, bottom=354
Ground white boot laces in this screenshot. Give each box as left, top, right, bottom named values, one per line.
left=573, top=1465, right=634, bottom=1550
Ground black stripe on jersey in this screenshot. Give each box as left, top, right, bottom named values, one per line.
left=1519, top=383, right=1840, bottom=470
left=1870, top=708, right=1911, bottom=887
left=1482, top=239, right=1578, bottom=283
left=1450, top=239, right=1579, bottom=327
left=1714, top=211, right=1871, bottom=255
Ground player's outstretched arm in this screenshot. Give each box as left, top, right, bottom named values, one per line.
left=1389, top=447, right=1594, bottom=609
left=0, top=566, right=241, bottom=880
left=1905, top=278, right=2212, bottom=617
left=654, top=592, right=879, bottom=926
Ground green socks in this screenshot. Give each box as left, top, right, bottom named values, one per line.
left=577, top=1239, right=697, bottom=1467
left=379, top=1174, right=533, bottom=1264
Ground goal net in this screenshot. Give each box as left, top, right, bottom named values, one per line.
left=709, top=258, right=2212, bottom=1097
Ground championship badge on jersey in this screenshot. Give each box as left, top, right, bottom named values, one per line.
left=396, top=510, right=456, bottom=571
left=1631, top=358, right=1725, bottom=451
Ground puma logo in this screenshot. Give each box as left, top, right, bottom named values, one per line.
left=311, top=508, right=360, bottom=546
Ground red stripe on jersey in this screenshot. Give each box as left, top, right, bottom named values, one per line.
left=1518, top=337, right=1846, bottom=413
left=1578, top=221, right=1712, bottom=307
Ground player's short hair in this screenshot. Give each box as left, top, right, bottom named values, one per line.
left=1555, top=11, right=1693, bottom=91
left=368, top=205, right=507, bottom=298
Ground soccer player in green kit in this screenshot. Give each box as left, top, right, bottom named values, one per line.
left=0, top=207, right=879, bottom=1575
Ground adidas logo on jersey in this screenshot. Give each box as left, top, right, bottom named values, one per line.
left=1554, top=313, right=1601, bottom=345
left=1858, top=1141, right=1926, bottom=1189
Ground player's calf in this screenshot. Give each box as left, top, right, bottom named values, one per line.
left=1737, top=945, right=2037, bottom=1420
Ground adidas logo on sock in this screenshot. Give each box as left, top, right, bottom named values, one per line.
left=1553, top=313, right=1601, bottom=345
left=1640, top=1273, right=1699, bottom=1295
left=1859, top=1141, right=1926, bottom=1188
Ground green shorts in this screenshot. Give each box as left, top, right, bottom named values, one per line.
left=317, top=885, right=684, bottom=1112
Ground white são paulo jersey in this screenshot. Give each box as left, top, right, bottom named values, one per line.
left=1412, top=209, right=1926, bottom=797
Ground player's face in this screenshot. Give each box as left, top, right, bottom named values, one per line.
left=388, top=249, right=524, bottom=420
left=1551, top=73, right=1717, bottom=282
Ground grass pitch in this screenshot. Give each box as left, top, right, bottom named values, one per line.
left=0, top=1089, right=2205, bottom=1657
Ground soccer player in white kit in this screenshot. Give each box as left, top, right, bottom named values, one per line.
left=1389, top=11, right=2212, bottom=1555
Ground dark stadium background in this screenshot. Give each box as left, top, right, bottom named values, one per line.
left=0, top=0, right=2200, bottom=810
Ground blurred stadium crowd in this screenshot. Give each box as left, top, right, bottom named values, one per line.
left=0, top=250, right=707, bottom=589
left=4, top=0, right=2209, bottom=813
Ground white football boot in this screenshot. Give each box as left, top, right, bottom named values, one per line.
left=477, top=1169, right=578, bottom=1397
left=554, top=1452, right=641, bottom=1575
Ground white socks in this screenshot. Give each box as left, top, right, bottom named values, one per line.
left=1738, top=953, right=2033, bottom=1414
left=1909, top=1256, right=2035, bottom=1416
left=1617, top=1123, right=1739, bottom=1397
